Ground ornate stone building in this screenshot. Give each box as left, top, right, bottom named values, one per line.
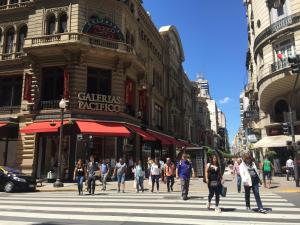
left=0, top=0, right=210, bottom=177
left=243, top=0, right=300, bottom=165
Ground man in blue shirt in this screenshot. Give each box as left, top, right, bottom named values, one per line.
left=176, top=153, right=195, bottom=200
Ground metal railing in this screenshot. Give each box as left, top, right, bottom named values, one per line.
left=0, top=0, right=33, bottom=11
left=254, top=12, right=300, bottom=51
left=25, top=33, right=134, bottom=54
left=0, top=52, right=26, bottom=61
left=0, top=106, right=21, bottom=114
left=39, top=100, right=60, bottom=110
left=271, top=58, right=290, bottom=73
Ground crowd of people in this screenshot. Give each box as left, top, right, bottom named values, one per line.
left=72, top=153, right=296, bottom=214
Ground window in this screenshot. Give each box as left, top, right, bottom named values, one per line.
left=46, top=14, right=56, bottom=35
left=17, top=25, right=27, bottom=52
left=5, top=27, right=14, bottom=54
left=58, top=13, right=68, bottom=33
left=10, top=0, right=18, bottom=4
left=273, top=38, right=295, bottom=61
left=87, top=68, right=111, bottom=95
left=42, top=67, right=64, bottom=101
left=0, top=0, right=7, bottom=6
left=271, top=0, right=290, bottom=22
left=0, top=76, right=22, bottom=107
left=273, top=99, right=289, bottom=123
left=153, top=70, right=163, bottom=94
left=154, top=104, right=163, bottom=130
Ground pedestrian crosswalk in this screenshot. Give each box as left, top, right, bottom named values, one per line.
left=0, top=191, right=299, bottom=225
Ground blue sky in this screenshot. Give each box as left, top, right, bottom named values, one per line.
left=143, top=0, right=248, bottom=144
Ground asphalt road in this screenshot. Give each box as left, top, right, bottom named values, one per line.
left=0, top=191, right=299, bottom=225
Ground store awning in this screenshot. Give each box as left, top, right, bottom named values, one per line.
left=20, top=121, right=68, bottom=134
left=76, top=121, right=131, bottom=137
left=149, top=131, right=173, bottom=145
left=126, top=125, right=156, bottom=141
left=0, top=122, right=8, bottom=128
left=253, top=135, right=300, bottom=148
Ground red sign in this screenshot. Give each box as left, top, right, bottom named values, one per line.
left=125, top=78, right=134, bottom=106
left=23, top=73, right=32, bottom=102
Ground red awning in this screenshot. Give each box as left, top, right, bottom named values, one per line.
left=76, top=121, right=131, bottom=137
left=149, top=131, right=173, bottom=145
left=20, top=121, right=68, bottom=134
left=126, top=125, right=156, bottom=141
left=0, top=122, right=7, bottom=128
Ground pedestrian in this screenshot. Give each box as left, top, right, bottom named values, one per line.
left=240, top=153, right=266, bottom=213
left=86, top=155, right=98, bottom=195
left=112, top=158, right=127, bottom=193
left=164, top=157, right=175, bottom=192
left=286, top=156, right=294, bottom=181
left=133, top=160, right=144, bottom=193
left=160, top=158, right=165, bottom=181
left=73, top=159, right=86, bottom=195
left=261, top=156, right=273, bottom=189
left=100, top=159, right=110, bottom=191
left=147, top=157, right=153, bottom=178
left=150, top=158, right=161, bottom=193
left=176, top=153, right=195, bottom=201
left=233, top=158, right=242, bottom=193
left=205, top=154, right=222, bottom=213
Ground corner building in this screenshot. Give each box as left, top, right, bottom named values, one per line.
left=0, top=0, right=203, bottom=177
left=244, top=0, right=300, bottom=166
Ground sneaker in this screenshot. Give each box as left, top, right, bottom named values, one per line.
left=183, top=195, right=188, bottom=201
left=206, top=202, right=211, bottom=210
left=258, top=208, right=267, bottom=214
left=215, top=207, right=221, bottom=213
left=246, top=207, right=251, bottom=211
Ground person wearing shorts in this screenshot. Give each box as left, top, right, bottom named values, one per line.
left=262, top=157, right=273, bottom=189
left=113, top=158, right=127, bottom=193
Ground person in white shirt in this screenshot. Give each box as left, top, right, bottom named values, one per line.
left=286, top=156, right=294, bottom=181
left=150, top=158, right=161, bottom=193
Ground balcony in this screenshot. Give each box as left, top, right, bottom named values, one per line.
left=38, top=100, right=60, bottom=110
left=24, top=33, right=134, bottom=54
left=0, top=52, right=26, bottom=61
left=0, top=0, right=34, bottom=12
left=0, top=106, right=21, bottom=115
left=254, top=12, right=300, bottom=51
left=271, top=58, right=290, bottom=73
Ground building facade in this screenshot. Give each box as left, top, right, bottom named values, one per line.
left=0, top=0, right=212, bottom=177
left=243, top=0, right=300, bottom=166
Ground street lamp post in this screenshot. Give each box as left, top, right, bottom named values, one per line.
left=53, top=98, right=66, bottom=188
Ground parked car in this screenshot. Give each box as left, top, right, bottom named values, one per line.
left=0, top=166, right=36, bottom=193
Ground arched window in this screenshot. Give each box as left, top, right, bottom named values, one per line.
left=5, top=27, right=15, bottom=54
left=17, top=25, right=27, bottom=52
left=274, top=99, right=289, bottom=122
left=58, top=13, right=68, bottom=33
left=46, top=14, right=56, bottom=35
left=10, top=0, right=18, bottom=4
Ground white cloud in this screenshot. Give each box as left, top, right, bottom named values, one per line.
left=219, top=97, right=231, bottom=104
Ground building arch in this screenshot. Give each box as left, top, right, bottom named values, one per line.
left=58, top=12, right=68, bottom=33
left=45, top=13, right=56, bottom=35
left=273, top=99, right=289, bottom=123
left=4, top=26, right=15, bottom=54
left=16, top=25, right=27, bottom=52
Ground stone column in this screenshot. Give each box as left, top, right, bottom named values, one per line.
left=112, top=60, right=126, bottom=112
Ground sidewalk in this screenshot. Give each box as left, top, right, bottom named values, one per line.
left=37, top=174, right=300, bottom=193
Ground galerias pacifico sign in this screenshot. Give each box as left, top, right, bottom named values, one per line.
left=78, top=92, right=121, bottom=112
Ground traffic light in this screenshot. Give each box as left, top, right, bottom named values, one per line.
left=288, top=55, right=300, bottom=74
left=282, top=122, right=291, bottom=135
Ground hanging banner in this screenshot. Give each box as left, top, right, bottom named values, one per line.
left=138, top=89, right=147, bottom=112
left=64, top=68, right=70, bottom=100
left=23, top=73, right=32, bottom=102
left=125, top=78, right=134, bottom=106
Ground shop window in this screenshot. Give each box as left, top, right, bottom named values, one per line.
left=154, top=104, right=163, bottom=130
left=58, top=13, right=68, bottom=33
left=41, top=67, right=64, bottom=101
left=46, top=14, right=56, bottom=35
left=0, top=76, right=22, bottom=107
left=87, top=68, right=111, bottom=95
left=16, top=25, right=27, bottom=52
left=273, top=99, right=289, bottom=123
left=4, top=27, right=14, bottom=54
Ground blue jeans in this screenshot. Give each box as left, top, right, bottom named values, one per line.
left=244, top=183, right=263, bottom=210
left=136, top=176, right=144, bottom=192
left=151, top=175, right=160, bottom=192
left=77, top=176, right=84, bottom=194
left=236, top=175, right=241, bottom=193
left=117, top=173, right=126, bottom=184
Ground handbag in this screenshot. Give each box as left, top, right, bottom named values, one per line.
left=221, top=185, right=227, bottom=197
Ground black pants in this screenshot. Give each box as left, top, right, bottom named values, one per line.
left=208, top=185, right=220, bottom=207
left=88, top=177, right=96, bottom=194
left=287, top=167, right=294, bottom=181
left=151, top=175, right=160, bottom=191
left=244, top=184, right=263, bottom=209
left=166, top=176, right=175, bottom=192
